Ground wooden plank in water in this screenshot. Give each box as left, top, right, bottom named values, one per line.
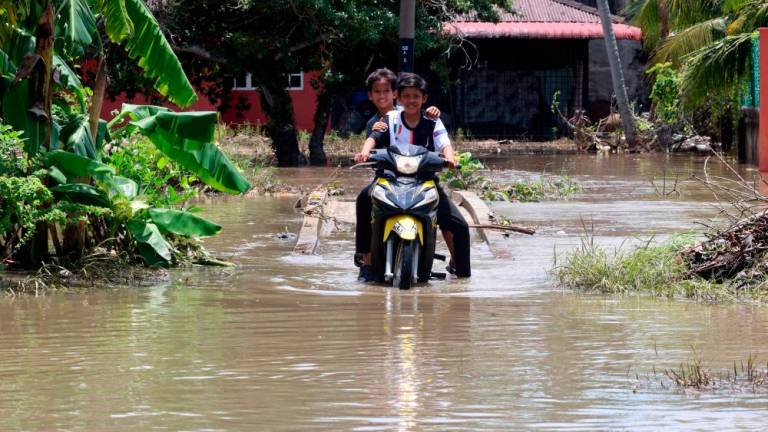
left=293, top=189, right=327, bottom=254
left=451, top=190, right=512, bottom=258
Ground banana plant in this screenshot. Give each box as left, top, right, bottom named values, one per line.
left=0, top=1, right=250, bottom=267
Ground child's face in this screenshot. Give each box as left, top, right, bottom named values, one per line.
left=368, top=79, right=394, bottom=112
left=396, top=87, right=427, bottom=115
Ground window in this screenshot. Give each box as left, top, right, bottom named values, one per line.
left=231, top=71, right=303, bottom=91
left=232, top=73, right=255, bottom=90
left=287, top=71, right=303, bottom=90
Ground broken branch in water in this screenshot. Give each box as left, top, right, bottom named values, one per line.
left=468, top=223, right=535, bottom=235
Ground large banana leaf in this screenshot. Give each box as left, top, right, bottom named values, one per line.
left=97, top=0, right=132, bottom=43
left=126, top=219, right=171, bottom=265
left=0, top=49, right=14, bottom=75
left=6, top=28, right=35, bottom=66
left=58, top=0, right=96, bottom=58
left=46, top=149, right=113, bottom=180
left=97, top=0, right=196, bottom=107
left=51, top=183, right=111, bottom=207
left=105, top=175, right=138, bottom=199
left=95, top=118, right=110, bottom=152
left=107, top=102, right=170, bottom=129
left=53, top=54, right=86, bottom=109
left=2, top=79, right=45, bottom=155
left=121, top=105, right=251, bottom=195
left=149, top=208, right=221, bottom=237
left=60, top=114, right=97, bottom=158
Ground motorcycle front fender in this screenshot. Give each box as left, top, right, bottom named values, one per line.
left=383, top=215, right=423, bottom=245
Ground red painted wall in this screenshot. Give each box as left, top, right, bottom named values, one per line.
left=100, top=71, right=323, bottom=132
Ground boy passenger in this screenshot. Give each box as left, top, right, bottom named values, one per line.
left=354, top=73, right=471, bottom=281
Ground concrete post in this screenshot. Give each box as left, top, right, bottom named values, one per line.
left=759, top=28, right=768, bottom=171
left=399, top=0, right=415, bottom=73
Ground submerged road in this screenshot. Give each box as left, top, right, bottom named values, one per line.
left=0, top=154, right=766, bottom=431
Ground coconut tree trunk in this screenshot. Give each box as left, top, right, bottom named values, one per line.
left=596, top=0, right=638, bottom=148
left=308, top=89, right=331, bottom=166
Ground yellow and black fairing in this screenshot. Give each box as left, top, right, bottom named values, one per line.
left=369, top=177, right=439, bottom=284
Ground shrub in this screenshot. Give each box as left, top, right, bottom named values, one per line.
left=108, top=135, right=200, bottom=206
left=0, top=124, right=29, bottom=176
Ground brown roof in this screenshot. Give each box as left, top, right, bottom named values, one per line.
left=455, top=0, right=626, bottom=24
left=448, top=0, right=641, bottom=40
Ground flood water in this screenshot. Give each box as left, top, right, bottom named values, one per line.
left=2, top=154, right=768, bottom=431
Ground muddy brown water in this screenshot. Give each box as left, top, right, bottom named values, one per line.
left=2, top=154, right=768, bottom=431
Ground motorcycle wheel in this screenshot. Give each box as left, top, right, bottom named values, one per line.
left=393, top=240, right=413, bottom=290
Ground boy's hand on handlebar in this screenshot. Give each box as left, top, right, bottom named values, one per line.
left=443, top=155, right=459, bottom=169
left=354, top=152, right=370, bottom=163
left=425, top=106, right=441, bottom=119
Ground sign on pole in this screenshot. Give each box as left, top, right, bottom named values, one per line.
left=399, top=0, right=415, bottom=73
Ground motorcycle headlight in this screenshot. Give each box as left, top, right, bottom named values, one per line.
left=393, top=154, right=422, bottom=175
left=414, top=187, right=439, bottom=208
left=372, top=184, right=397, bottom=208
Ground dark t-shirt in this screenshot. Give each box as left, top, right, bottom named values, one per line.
left=365, top=114, right=382, bottom=137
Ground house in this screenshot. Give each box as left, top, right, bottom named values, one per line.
left=444, top=0, right=644, bottom=139
left=102, top=0, right=644, bottom=140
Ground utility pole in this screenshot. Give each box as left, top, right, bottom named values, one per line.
left=399, top=0, right=415, bottom=73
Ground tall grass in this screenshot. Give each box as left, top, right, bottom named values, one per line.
left=554, top=233, right=752, bottom=302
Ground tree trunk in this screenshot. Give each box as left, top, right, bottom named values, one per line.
left=35, top=1, right=55, bottom=152
left=658, top=0, right=670, bottom=39
left=258, top=76, right=305, bottom=167
left=308, top=89, right=331, bottom=166
left=596, top=0, right=638, bottom=148
left=89, top=55, right=108, bottom=143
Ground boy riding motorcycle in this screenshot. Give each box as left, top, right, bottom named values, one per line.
left=354, top=73, right=471, bottom=281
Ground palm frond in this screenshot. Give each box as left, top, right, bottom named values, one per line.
left=680, top=31, right=755, bottom=108
left=653, top=17, right=727, bottom=66
left=666, top=0, right=724, bottom=28
left=728, top=0, right=768, bottom=33
left=629, top=0, right=664, bottom=50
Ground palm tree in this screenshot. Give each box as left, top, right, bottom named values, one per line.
left=628, top=0, right=768, bottom=108
left=596, top=0, right=639, bottom=147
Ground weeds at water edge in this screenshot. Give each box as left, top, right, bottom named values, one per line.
left=635, top=351, right=768, bottom=394
left=552, top=231, right=757, bottom=302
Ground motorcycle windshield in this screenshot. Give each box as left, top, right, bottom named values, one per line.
left=389, top=143, right=427, bottom=157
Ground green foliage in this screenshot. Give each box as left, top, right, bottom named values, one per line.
left=629, top=0, right=768, bottom=110
left=126, top=218, right=171, bottom=267
left=440, top=152, right=486, bottom=190
left=483, top=176, right=582, bottom=202
left=0, top=176, right=66, bottom=256
left=98, top=0, right=197, bottom=107
left=647, top=63, right=682, bottom=126
left=555, top=233, right=748, bottom=302
left=148, top=208, right=221, bottom=238
left=0, top=123, right=28, bottom=175
left=0, top=2, right=244, bottom=273
left=116, top=105, right=251, bottom=195
left=108, top=135, right=199, bottom=207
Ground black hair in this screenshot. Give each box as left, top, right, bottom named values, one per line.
left=365, top=68, right=397, bottom=91
left=396, top=72, right=428, bottom=95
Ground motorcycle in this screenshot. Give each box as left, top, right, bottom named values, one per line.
left=356, top=142, right=453, bottom=289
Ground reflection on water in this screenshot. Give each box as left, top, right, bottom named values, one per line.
left=1, top=154, right=768, bottom=431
